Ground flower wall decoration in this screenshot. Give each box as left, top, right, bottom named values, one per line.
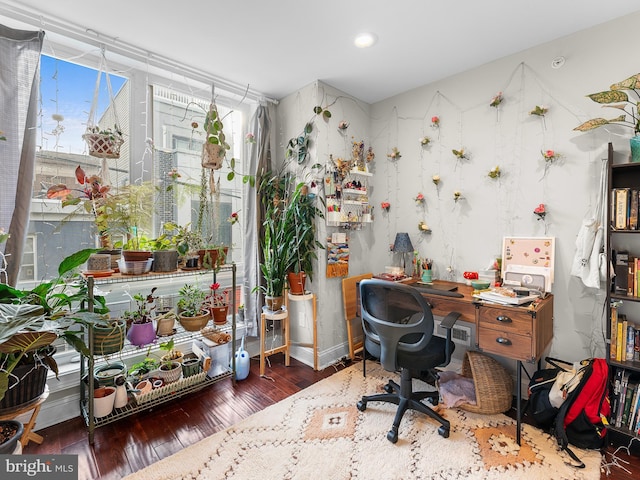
left=0, top=130, right=6, bottom=141
left=387, top=147, right=401, bottom=160
left=381, top=201, right=390, bottom=211
left=414, top=192, right=425, bottom=203
left=533, top=203, right=546, bottom=220
left=419, top=136, right=431, bottom=146
left=418, top=221, right=431, bottom=232
left=453, top=191, right=462, bottom=202
left=489, top=91, right=504, bottom=108
left=432, top=174, right=440, bottom=186
left=529, top=105, right=548, bottom=116
left=452, top=148, right=468, bottom=160
left=431, top=116, right=440, bottom=128
left=338, top=120, right=349, bottom=130
left=542, top=149, right=560, bottom=162
left=488, top=166, right=501, bottom=179
left=245, top=132, right=256, bottom=144
left=366, top=147, right=375, bottom=163
left=0, top=228, right=9, bottom=244
left=228, top=212, right=239, bottom=225
left=167, top=167, right=181, bottom=181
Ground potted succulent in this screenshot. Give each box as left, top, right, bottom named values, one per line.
left=176, top=284, right=209, bottom=331
left=175, top=226, right=204, bottom=270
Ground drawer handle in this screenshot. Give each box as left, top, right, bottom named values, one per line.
left=496, top=315, right=512, bottom=323
left=496, top=337, right=512, bottom=346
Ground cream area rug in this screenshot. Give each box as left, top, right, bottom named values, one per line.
left=124, top=363, right=602, bottom=480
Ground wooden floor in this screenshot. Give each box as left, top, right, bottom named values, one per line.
left=24, top=354, right=640, bottom=480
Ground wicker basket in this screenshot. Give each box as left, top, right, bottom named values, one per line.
left=83, top=132, right=123, bottom=159
left=458, top=350, right=513, bottom=414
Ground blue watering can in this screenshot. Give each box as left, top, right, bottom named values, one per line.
left=235, top=336, right=250, bottom=381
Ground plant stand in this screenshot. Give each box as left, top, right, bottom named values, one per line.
left=260, top=301, right=290, bottom=377
left=0, top=387, right=49, bottom=449
left=288, top=292, right=318, bottom=371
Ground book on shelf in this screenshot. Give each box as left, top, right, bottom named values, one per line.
left=622, top=382, right=637, bottom=428
left=631, top=189, right=639, bottom=230
left=611, top=304, right=618, bottom=361
left=617, top=315, right=626, bottom=362
left=615, top=250, right=629, bottom=294
left=614, top=187, right=631, bottom=230
left=615, top=370, right=630, bottom=427
left=627, top=324, right=636, bottom=361
left=628, top=384, right=640, bottom=432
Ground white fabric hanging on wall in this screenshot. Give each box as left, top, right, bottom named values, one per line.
left=570, top=159, right=608, bottom=289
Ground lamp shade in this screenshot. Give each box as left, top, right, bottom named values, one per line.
left=392, top=232, right=413, bottom=253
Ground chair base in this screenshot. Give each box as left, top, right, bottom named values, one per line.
left=357, top=368, right=450, bottom=443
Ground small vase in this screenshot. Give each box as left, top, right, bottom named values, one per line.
left=211, top=305, right=229, bottom=325
left=631, top=135, right=640, bottom=163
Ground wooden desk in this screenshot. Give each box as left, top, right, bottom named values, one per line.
left=0, top=387, right=49, bottom=448
left=358, top=279, right=554, bottom=444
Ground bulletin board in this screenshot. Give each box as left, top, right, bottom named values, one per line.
left=501, top=236, right=555, bottom=284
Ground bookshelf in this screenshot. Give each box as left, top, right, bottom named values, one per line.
left=607, top=142, right=640, bottom=448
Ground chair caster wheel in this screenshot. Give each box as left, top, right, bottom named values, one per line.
left=383, top=384, right=393, bottom=393
left=438, top=426, right=449, bottom=438
left=387, top=429, right=398, bottom=443
left=357, top=400, right=367, bottom=411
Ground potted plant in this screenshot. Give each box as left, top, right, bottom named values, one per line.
left=176, top=284, right=209, bottom=331
left=206, top=282, right=229, bottom=325
left=574, top=73, right=640, bottom=161
left=82, top=124, right=124, bottom=159
left=122, top=288, right=157, bottom=346
left=285, top=182, right=325, bottom=295
left=0, top=420, right=24, bottom=454
left=150, top=222, right=180, bottom=273
left=175, top=226, right=204, bottom=270
left=0, top=248, right=103, bottom=407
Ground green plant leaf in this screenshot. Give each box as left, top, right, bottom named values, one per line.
left=611, top=74, right=640, bottom=91
left=304, top=122, right=313, bottom=134
left=227, top=171, right=235, bottom=181
left=587, top=90, right=628, bottom=104
left=573, top=115, right=627, bottom=131
left=313, top=106, right=323, bottom=114
left=322, top=110, right=332, bottom=119
left=59, top=248, right=100, bottom=276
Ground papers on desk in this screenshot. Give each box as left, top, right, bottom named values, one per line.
left=474, top=288, right=540, bottom=305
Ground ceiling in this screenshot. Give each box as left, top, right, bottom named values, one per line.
left=4, top=1, right=640, bottom=103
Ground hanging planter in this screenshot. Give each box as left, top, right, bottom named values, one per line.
left=83, top=47, right=124, bottom=160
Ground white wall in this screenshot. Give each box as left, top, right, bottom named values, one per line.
left=277, top=12, right=640, bottom=370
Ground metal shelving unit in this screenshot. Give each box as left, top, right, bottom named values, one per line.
left=80, top=263, right=236, bottom=444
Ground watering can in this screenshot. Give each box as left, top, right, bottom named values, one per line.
left=235, top=336, right=250, bottom=381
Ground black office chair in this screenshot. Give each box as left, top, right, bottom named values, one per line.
left=356, top=279, right=461, bottom=443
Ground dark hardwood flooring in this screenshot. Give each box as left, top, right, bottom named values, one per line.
left=24, top=355, right=640, bottom=480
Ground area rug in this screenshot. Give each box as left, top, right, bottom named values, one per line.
left=124, top=363, right=601, bottom=480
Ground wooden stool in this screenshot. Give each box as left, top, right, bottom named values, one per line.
left=0, top=386, right=49, bottom=448
left=260, top=305, right=290, bottom=377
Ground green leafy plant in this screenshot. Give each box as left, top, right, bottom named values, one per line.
left=122, top=288, right=157, bottom=324
left=574, top=73, right=640, bottom=135
left=177, top=284, right=207, bottom=317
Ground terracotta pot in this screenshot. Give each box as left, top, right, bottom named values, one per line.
left=287, top=271, right=306, bottom=295
left=179, top=311, right=210, bottom=331
left=210, top=305, right=229, bottom=325
left=197, top=247, right=229, bottom=269
left=122, top=250, right=153, bottom=262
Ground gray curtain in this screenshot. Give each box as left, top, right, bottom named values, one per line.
left=0, top=25, right=44, bottom=286
left=243, top=104, right=272, bottom=336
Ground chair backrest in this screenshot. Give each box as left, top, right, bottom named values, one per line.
left=342, top=272, right=373, bottom=322
left=359, top=279, right=435, bottom=372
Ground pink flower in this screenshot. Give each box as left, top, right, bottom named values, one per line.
left=228, top=212, right=239, bottom=225
left=245, top=132, right=256, bottom=144
left=534, top=203, right=546, bottom=219
left=210, top=283, right=220, bottom=291
left=415, top=193, right=425, bottom=203
left=381, top=201, right=390, bottom=211
left=431, top=116, right=440, bottom=127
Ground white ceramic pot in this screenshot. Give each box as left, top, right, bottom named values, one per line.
left=93, top=386, right=116, bottom=418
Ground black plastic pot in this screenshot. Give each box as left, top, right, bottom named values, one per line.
left=0, top=420, right=24, bottom=454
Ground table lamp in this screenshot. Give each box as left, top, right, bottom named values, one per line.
left=393, top=232, right=414, bottom=274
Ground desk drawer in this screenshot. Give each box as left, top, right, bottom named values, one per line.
left=477, top=306, right=532, bottom=335
left=423, top=295, right=476, bottom=323
left=477, top=326, right=533, bottom=362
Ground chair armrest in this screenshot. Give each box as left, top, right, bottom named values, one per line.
left=440, top=312, right=461, bottom=330
left=439, top=312, right=461, bottom=367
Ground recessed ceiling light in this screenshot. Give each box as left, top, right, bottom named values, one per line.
left=354, top=32, right=377, bottom=48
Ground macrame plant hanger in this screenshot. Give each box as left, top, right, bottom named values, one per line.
left=201, top=83, right=225, bottom=194
left=83, top=44, right=124, bottom=186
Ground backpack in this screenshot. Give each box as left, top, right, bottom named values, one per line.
left=527, top=366, right=562, bottom=429
left=553, top=358, right=610, bottom=468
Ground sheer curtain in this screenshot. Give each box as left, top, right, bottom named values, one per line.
left=243, top=103, right=272, bottom=336
left=0, top=24, right=44, bottom=286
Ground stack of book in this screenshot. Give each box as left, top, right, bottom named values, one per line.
left=610, top=305, right=640, bottom=362
left=612, top=370, right=640, bottom=433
